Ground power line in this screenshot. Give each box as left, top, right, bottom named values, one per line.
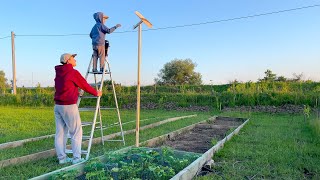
left=0, top=35, right=10, bottom=40
left=16, top=33, right=87, bottom=37
left=146, top=4, right=320, bottom=31
left=6, top=4, right=320, bottom=37
left=15, top=30, right=137, bottom=37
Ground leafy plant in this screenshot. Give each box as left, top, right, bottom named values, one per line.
left=83, top=147, right=200, bottom=179
left=303, top=105, right=311, bottom=118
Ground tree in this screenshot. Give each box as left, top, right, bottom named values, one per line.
left=292, top=73, right=304, bottom=82
left=155, top=58, right=202, bottom=85
left=0, top=70, right=9, bottom=94
left=259, top=69, right=277, bottom=82
left=276, top=76, right=287, bottom=82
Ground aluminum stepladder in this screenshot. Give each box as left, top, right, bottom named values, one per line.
left=69, top=40, right=125, bottom=160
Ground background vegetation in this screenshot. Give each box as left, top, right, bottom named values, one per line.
left=0, top=69, right=319, bottom=109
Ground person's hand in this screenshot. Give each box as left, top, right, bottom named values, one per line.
left=97, top=91, right=102, bottom=97
left=116, top=24, right=121, bottom=28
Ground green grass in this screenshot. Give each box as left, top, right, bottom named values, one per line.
left=0, top=107, right=198, bottom=161
left=0, top=106, right=196, bottom=143
left=196, top=112, right=320, bottom=179
left=0, top=113, right=212, bottom=179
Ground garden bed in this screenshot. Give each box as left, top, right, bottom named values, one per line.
left=31, top=116, right=249, bottom=180
left=152, top=116, right=245, bottom=153
left=72, top=147, right=201, bottom=180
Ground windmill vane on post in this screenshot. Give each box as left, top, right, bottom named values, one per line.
left=133, top=11, right=152, bottom=147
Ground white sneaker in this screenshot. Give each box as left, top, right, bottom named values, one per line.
left=59, top=157, right=72, bottom=164
left=72, top=158, right=85, bottom=164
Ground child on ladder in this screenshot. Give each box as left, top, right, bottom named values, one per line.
left=54, top=53, right=102, bottom=164
left=90, top=12, right=121, bottom=72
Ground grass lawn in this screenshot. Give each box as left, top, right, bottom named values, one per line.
left=196, top=111, right=320, bottom=179
left=0, top=106, right=196, bottom=143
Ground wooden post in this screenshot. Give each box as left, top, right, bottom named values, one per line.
left=133, top=11, right=152, bottom=147
left=11, top=31, right=16, bottom=95
left=135, top=24, right=142, bottom=147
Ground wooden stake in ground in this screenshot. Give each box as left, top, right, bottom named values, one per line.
left=133, top=11, right=152, bottom=147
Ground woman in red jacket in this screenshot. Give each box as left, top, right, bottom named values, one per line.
left=54, top=53, right=102, bottom=164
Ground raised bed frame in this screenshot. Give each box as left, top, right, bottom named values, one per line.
left=30, top=116, right=249, bottom=180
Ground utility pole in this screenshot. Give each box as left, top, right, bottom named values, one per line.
left=11, top=31, right=16, bottom=95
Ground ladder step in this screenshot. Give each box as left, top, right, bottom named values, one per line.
left=65, top=149, right=88, bottom=154
left=79, top=108, right=96, bottom=111
left=81, top=122, right=92, bottom=126
left=95, top=126, right=106, bottom=129
left=82, top=136, right=91, bottom=140
left=105, top=140, right=125, bottom=142
left=81, top=121, right=100, bottom=126
left=79, top=107, right=117, bottom=111
left=80, top=96, right=98, bottom=99
left=66, top=135, right=92, bottom=140
left=89, top=71, right=110, bottom=74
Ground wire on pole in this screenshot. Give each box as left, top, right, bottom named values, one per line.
left=145, top=4, right=320, bottom=31
left=5, top=4, right=319, bottom=38
left=0, top=35, right=11, bottom=40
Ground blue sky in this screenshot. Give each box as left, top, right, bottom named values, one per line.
left=0, top=0, right=319, bottom=87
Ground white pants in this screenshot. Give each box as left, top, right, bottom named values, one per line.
left=54, top=104, right=82, bottom=160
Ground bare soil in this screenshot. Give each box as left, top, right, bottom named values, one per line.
left=156, top=116, right=246, bottom=153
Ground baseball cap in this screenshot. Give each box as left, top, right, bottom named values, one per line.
left=103, top=15, right=109, bottom=19
left=60, top=53, right=77, bottom=64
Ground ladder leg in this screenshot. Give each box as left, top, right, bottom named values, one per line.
left=85, top=97, right=101, bottom=160
left=98, top=107, right=104, bottom=145
left=77, top=55, right=94, bottom=106
left=107, top=60, right=126, bottom=146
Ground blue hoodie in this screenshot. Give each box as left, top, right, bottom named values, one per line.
left=90, top=12, right=117, bottom=46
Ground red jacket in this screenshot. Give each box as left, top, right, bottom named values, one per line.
left=54, top=64, right=97, bottom=105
